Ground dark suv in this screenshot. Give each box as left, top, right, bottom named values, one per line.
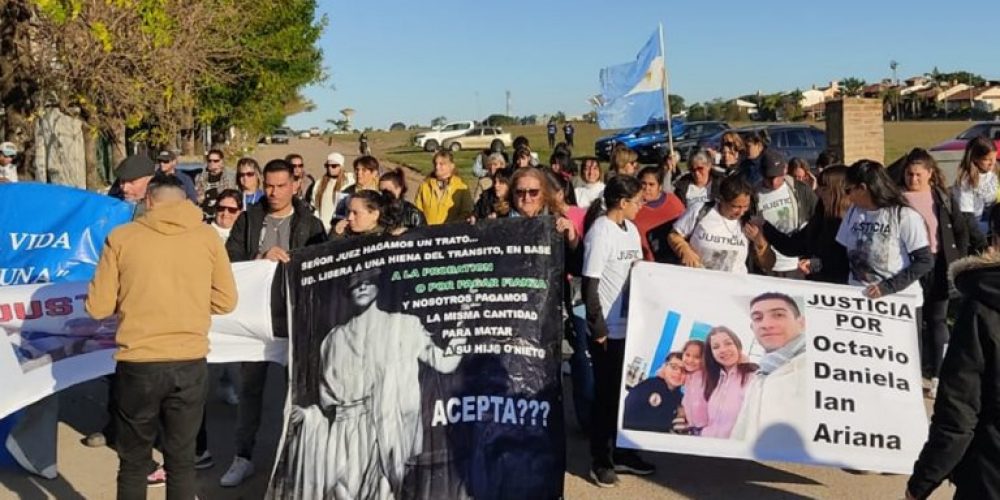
left=638, top=121, right=729, bottom=162
left=698, top=124, right=827, bottom=166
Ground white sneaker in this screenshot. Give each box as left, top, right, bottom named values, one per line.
left=929, top=377, right=939, bottom=399
left=220, top=456, right=254, bottom=487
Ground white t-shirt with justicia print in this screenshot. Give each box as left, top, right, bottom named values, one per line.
left=674, top=201, right=749, bottom=274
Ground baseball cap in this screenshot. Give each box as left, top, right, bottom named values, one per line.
left=326, top=152, right=345, bottom=166
left=761, top=150, right=787, bottom=179
left=115, top=155, right=156, bottom=182
left=0, top=142, right=17, bottom=157
left=156, top=150, right=177, bottom=162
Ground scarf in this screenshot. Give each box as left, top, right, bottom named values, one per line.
left=757, top=334, right=805, bottom=376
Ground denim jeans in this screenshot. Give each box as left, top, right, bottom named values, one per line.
left=569, top=308, right=595, bottom=432
left=114, top=359, right=207, bottom=500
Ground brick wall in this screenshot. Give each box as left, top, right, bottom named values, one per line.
left=825, top=98, right=884, bottom=165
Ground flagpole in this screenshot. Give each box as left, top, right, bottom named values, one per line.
left=658, top=22, right=674, bottom=159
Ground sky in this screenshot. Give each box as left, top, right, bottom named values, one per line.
left=287, top=0, right=997, bottom=131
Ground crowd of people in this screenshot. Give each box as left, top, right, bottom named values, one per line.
left=78, top=127, right=1000, bottom=498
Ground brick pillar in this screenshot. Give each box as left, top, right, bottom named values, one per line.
left=825, top=98, right=884, bottom=165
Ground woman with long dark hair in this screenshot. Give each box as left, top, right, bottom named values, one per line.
left=901, top=149, right=970, bottom=396
left=668, top=175, right=775, bottom=274
left=837, top=160, right=932, bottom=299
left=378, top=168, right=425, bottom=229
left=582, top=174, right=653, bottom=486
left=699, top=326, right=757, bottom=439
left=330, top=190, right=404, bottom=239
left=755, top=165, right=851, bottom=284
left=952, top=136, right=997, bottom=250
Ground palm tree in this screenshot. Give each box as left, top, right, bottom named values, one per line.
left=840, top=77, right=866, bottom=97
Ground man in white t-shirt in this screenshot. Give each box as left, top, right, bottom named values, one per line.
left=753, top=150, right=816, bottom=278
left=0, top=142, right=18, bottom=183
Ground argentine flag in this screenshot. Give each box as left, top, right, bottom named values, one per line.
left=597, top=30, right=665, bottom=130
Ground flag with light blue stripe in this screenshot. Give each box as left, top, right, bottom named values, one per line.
left=597, top=30, right=665, bottom=130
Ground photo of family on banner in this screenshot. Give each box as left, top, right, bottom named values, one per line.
left=618, top=261, right=927, bottom=474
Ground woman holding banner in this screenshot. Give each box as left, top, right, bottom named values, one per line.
left=667, top=175, right=775, bottom=274
left=581, top=175, right=655, bottom=487
left=331, top=190, right=404, bottom=238
left=837, top=160, right=932, bottom=300
left=699, top=327, right=757, bottom=439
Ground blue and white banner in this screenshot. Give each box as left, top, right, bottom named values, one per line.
left=0, top=183, right=135, bottom=286
left=597, top=30, right=666, bottom=130
left=0, top=183, right=284, bottom=420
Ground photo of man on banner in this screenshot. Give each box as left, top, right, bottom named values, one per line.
left=730, top=292, right=807, bottom=442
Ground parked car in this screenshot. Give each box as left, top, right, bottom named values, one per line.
left=697, top=124, right=827, bottom=167
left=929, top=121, right=1000, bottom=184
left=442, top=127, right=513, bottom=152
left=593, top=118, right=686, bottom=161
left=638, top=121, right=730, bottom=163
left=309, top=126, right=321, bottom=136
left=267, top=128, right=292, bottom=144
left=413, top=121, right=476, bottom=152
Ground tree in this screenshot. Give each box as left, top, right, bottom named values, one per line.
left=687, top=103, right=706, bottom=121
left=668, top=94, right=686, bottom=114
left=30, top=0, right=245, bottom=187
left=840, top=77, right=867, bottom=97
left=389, top=122, right=406, bottom=131
left=552, top=111, right=566, bottom=123
left=581, top=111, right=597, bottom=124
left=430, top=116, right=447, bottom=127
left=194, top=1, right=325, bottom=151
left=485, top=114, right=516, bottom=127
left=781, top=89, right=805, bottom=121
left=519, top=115, right=538, bottom=125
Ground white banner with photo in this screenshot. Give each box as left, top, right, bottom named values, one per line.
left=618, top=261, right=928, bottom=474
left=0, top=260, right=285, bottom=419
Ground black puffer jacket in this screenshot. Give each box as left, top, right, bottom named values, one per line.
left=920, top=187, right=971, bottom=300
left=907, top=252, right=1000, bottom=499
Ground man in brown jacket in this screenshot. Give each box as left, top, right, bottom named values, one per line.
left=86, top=172, right=238, bottom=500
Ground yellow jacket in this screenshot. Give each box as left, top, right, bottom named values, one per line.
left=413, top=176, right=473, bottom=225
left=85, top=200, right=237, bottom=362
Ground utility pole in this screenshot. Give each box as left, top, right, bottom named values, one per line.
left=505, top=90, right=511, bottom=117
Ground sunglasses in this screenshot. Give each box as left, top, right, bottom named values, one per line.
left=515, top=188, right=541, bottom=199
left=238, top=172, right=255, bottom=178
left=208, top=158, right=222, bottom=163
left=325, top=163, right=341, bottom=168
left=291, top=163, right=304, bottom=168
left=217, top=206, right=240, bottom=214
left=722, top=141, right=738, bottom=148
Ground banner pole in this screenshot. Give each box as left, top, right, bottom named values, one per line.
left=659, top=22, right=674, bottom=158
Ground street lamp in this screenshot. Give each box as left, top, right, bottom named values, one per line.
left=890, top=60, right=899, bottom=121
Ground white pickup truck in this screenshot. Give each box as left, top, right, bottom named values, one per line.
left=413, top=121, right=475, bottom=152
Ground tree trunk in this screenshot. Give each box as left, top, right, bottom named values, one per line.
left=0, top=0, right=39, bottom=180
left=82, top=123, right=102, bottom=190
left=109, top=123, right=126, bottom=166
left=181, top=129, right=195, bottom=156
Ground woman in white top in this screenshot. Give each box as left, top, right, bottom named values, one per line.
left=837, top=159, right=933, bottom=299
left=574, top=157, right=605, bottom=209
left=312, top=152, right=356, bottom=233
left=668, top=175, right=774, bottom=274
left=210, top=189, right=242, bottom=242
left=581, top=174, right=653, bottom=484
left=951, top=136, right=997, bottom=248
